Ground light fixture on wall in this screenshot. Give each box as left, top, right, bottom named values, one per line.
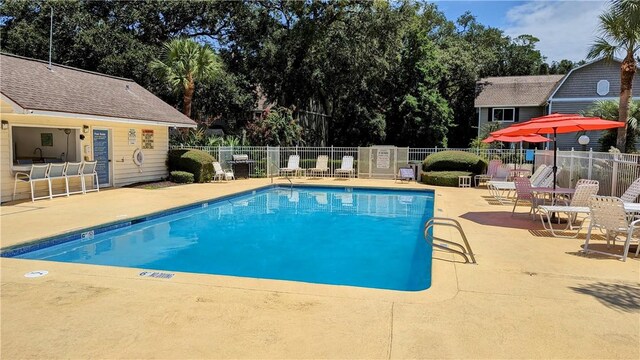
left=83, top=125, right=89, bottom=133
left=578, top=135, right=590, bottom=151
left=1, top=120, right=8, bottom=130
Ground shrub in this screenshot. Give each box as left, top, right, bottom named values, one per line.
left=170, top=171, right=194, bottom=184
left=422, top=151, right=487, bottom=174
left=167, top=149, right=215, bottom=183
left=422, top=171, right=473, bottom=187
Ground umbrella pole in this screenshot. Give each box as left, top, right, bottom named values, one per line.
left=553, top=128, right=557, bottom=191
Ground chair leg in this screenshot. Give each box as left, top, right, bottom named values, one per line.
left=621, top=232, right=632, bottom=261
left=65, top=178, right=70, bottom=196
left=48, top=179, right=53, bottom=199
left=13, top=179, right=18, bottom=201
left=511, top=199, right=518, bottom=216
left=30, top=181, right=35, bottom=202
left=81, top=175, right=86, bottom=194
left=95, top=174, right=100, bottom=192
left=584, top=222, right=594, bottom=254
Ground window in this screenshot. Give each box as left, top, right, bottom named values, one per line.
left=492, top=108, right=515, bottom=122
left=597, top=80, right=610, bottom=96
left=11, top=126, right=81, bottom=167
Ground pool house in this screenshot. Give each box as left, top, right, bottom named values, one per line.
left=0, top=53, right=196, bottom=203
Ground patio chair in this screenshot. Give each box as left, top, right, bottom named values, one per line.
left=620, top=177, right=640, bottom=203
left=65, top=162, right=84, bottom=195
left=475, top=159, right=502, bottom=187
left=81, top=161, right=100, bottom=194
left=213, top=161, right=234, bottom=181
left=487, top=165, right=552, bottom=204
left=335, top=156, right=355, bottom=178
left=307, top=155, right=329, bottom=177
left=538, top=182, right=599, bottom=237
left=584, top=196, right=640, bottom=261
left=528, top=164, right=549, bottom=185
left=47, top=162, right=68, bottom=198
left=13, top=164, right=51, bottom=202
left=280, top=155, right=302, bottom=177
left=512, top=177, right=545, bottom=219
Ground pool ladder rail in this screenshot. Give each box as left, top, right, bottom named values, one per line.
left=424, top=217, right=477, bottom=264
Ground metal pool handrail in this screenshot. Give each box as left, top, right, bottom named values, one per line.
left=424, top=217, right=477, bottom=264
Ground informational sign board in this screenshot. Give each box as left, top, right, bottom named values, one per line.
left=92, top=129, right=110, bottom=186
left=142, top=129, right=154, bottom=149
left=128, top=129, right=137, bottom=145
left=376, top=149, right=390, bottom=169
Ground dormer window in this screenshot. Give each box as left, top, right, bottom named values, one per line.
left=597, top=80, right=610, bottom=96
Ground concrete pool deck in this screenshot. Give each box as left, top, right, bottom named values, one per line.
left=1, top=178, right=639, bottom=359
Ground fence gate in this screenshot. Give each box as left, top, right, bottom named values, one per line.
left=266, top=146, right=280, bottom=178
left=358, top=146, right=408, bottom=179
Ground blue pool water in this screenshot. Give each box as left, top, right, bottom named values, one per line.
left=10, top=186, right=434, bottom=291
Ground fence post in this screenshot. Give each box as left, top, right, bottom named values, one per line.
left=612, top=159, right=619, bottom=196
left=331, top=145, right=334, bottom=176
left=569, top=148, right=574, bottom=187
left=588, top=149, right=593, bottom=180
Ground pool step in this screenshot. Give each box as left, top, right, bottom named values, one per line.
left=424, top=217, right=477, bottom=264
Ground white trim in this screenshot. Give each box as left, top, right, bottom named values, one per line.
left=549, top=96, right=640, bottom=103
left=477, top=107, right=481, bottom=138
left=492, top=107, right=516, bottom=122
left=1, top=94, right=25, bottom=113
left=21, top=109, right=196, bottom=128
left=8, top=123, right=83, bottom=171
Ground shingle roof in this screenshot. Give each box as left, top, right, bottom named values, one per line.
left=0, top=53, right=196, bottom=126
left=475, top=75, right=565, bottom=107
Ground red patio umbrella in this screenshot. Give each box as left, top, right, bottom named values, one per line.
left=482, top=134, right=550, bottom=143
left=490, top=113, right=625, bottom=189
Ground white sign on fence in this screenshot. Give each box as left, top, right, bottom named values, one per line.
left=376, top=149, right=390, bottom=169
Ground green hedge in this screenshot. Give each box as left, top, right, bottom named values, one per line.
left=422, top=171, right=473, bottom=187
left=167, top=149, right=215, bottom=183
left=170, top=171, right=194, bottom=184
left=422, top=151, right=487, bottom=174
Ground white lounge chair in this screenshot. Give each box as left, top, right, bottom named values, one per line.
left=280, top=155, right=302, bottom=177
left=81, top=161, right=100, bottom=193
left=621, top=177, right=640, bottom=203
left=584, top=196, right=640, bottom=261
left=538, top=182, right=599, bottom=237
left=65, top=162, right=84, bottom=195
left=335, top=156, right=355, bottom=178
left=13, top=164, right=51, bottom=202
left=213, top=162, right=234, bottom=181
left=307, top=155, right=329, bottom=177
left=47, top=163, right=69, bottom=198
left=487, top=165, right=553, bottom=204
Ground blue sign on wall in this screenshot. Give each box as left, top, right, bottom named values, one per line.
left=525, top=149, right=535, bottom=162
left=93, top=129, right=110, bottom=185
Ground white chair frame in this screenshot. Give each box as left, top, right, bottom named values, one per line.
left=584, top=196, right=640, bottom=261
left=47, top=163, right=69, bottom=198
left=13, top=164, right=51, bottom=202
left=81, top=161, right=100, bottom=193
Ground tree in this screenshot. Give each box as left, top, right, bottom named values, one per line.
left=149, top=39, right=221, bottom=118
left=245, top=107, right=304, bottom=146
left=584, top=100, right=640, bottom=151
left=588, top=0, right=640, bottom=152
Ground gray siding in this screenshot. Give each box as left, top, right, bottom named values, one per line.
left=552, top=59, right=640, bottom=99
left=477, top=106, right=544, bottom=134
left=549, top=101, right=598, bottom=114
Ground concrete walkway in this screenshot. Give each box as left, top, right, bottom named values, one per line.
left=1, top=179, right=638, bottom=359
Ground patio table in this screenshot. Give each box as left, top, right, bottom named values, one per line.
left=532, top=187, right=575, bottom=205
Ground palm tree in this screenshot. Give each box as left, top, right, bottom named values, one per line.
left=150, top=39, right=221, bottom=118
left=584, top=100, right=640, bottom=150
left=587, top=0, right=640, bottom=152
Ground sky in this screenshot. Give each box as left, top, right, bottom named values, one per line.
left=432, top=0, right=607, bottom=62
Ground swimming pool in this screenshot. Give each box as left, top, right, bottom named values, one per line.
left=5, top=186, right=434, bottom=291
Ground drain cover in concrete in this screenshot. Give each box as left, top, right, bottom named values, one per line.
left=24, top=270, right=48, bottom=278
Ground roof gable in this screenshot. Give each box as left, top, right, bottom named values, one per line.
left=475, top=75, right=564, bottom=107
left=0, top=53, right=196, bottom=126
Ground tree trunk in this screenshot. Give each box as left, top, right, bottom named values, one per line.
left=617, top=50, right=637, bottom=152
left=182, top=75, right=195, bottom=118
